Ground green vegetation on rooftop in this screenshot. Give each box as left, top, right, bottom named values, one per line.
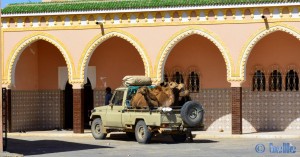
left=2, top=0, right=299, bottom=14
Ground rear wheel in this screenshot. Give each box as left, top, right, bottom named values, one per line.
left=91, top=118, right=107, bottom=140
left=135, top=120, right=152, bottom=144
left=171, top=134, right=187, bottom=143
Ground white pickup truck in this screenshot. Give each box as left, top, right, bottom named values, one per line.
left=90, top=84, right=204, bottom=144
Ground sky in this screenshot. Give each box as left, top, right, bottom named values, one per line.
left=2, top=0, right=41, bottom=8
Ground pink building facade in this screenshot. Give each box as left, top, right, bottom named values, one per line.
left=1, top=1, right=300, bottom=136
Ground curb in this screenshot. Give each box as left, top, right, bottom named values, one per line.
left=193, top=133, right=300, bottom=139
left=194, top=135, right=300, bottom=139
left=8, top=132, right=93, bottom=138
left=0, top=152, right=23, bottom=157
left=8, top=132, right=300, bottom=139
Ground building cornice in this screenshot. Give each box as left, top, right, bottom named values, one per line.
left=2, top=2, right=300, bottom=17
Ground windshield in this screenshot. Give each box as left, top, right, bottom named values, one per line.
left=111, top=90, right=124, bottom=106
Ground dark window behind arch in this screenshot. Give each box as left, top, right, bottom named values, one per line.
left=164, top=73, right=169, bottom=83
left=285, top=70, right=299, bottom=91
left=269, top=70, right=282, bottom=91
left=172, top=71, right=184, bottom=84
left=188, top=71, right=200, bottom=92
left=252, top=70, right=265, bottom=91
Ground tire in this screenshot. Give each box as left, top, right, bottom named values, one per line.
left=171, top=134, right=186, bottom=143
left=180, top=101, right=204, bottom=127
left=135, top=120, right=152, bottom=144
left=91, top=118, right=107, bottom=140
left=126, top=132, right=136, bottom=140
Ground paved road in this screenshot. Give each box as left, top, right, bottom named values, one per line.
left=6, top=133, right=300, bottom=157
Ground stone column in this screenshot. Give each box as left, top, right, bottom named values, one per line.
left=72, top=83, right=84, bottom=133
left=6, top=89, right=11, bottom=132
left=1, top=84, right=11, bottom=151
left=0, top=1, right=3, bottom=151
left=231, top=82, right=242, bottom=134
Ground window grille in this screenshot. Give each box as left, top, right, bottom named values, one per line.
left=188, top=71, right=200, bottom=92
left=164, top=73, right=169, bottom=83
left=269, top=70, right=282, bottom=91
left=171, top=67, right=184, bottom=84
left=285, top=69, right=299, bottom=91
left=172, top=71, right=184, bottom=84
left=252, top=70, right=265, bottom=91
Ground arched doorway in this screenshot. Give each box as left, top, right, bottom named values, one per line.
left=84, top=79, right=94, bottom=128
left=64, top=78, right=93, bottom=129
left=64, top=81, right=73, bottom=129
left=164, top=34, right=231, bottom=132
left=87, top=37, right=145, bottom=110
left=88, top=37, right=145, bottom=89
left=243, top=31, right=300, bottom=132
left=11, top=40, right=67, bottom=132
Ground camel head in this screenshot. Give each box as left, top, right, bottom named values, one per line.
left=168, top=82, right=178, bottom=89
left=177, top=83, right=185, bottom=90
left=137, top=86, right=149, bottom=95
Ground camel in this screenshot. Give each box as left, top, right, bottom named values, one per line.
left=151, top=86, right=174, bottom=107
left=130, top=82, right=190, bottom=108
left=160, top=82, right=190, bottom=106
left=174, top=83, right=191, bottom=106
left=131, top=86, right=160, bottom=109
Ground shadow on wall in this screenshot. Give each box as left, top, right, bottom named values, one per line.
left=190, top=89, right=232, bottom=132
left=7, top=138, right=113, bottom=156
left=242, top=89, right=300, bottom=132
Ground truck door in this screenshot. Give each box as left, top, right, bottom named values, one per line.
left=105, top=90, right=124, bottom=127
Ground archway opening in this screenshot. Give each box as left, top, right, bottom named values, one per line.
left=64, top=81, right=73, bottom=130
left=64, top=78, right=93, bottom=130
left=164, top=34, right=231, bottom=132
left=11, top=40, right=67, bottom=132
left=243, top=31, right=300, bottom=132
left=84, top=78, right=93, bottom=128
left=88, top=37, right=145, bottom=107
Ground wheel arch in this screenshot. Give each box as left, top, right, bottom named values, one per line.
left=91, top=115, right=101, bottom=121
left=134, top=118, right=145, bottom=125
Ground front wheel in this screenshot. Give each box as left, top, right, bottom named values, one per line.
left=135, top=120, right=152, bottom=144
left=91, top=118, right=107, bottom=140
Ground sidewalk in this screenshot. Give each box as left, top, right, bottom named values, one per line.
left=0, top=152, right=23, bottom=157
left=193, top=131, right=300, bottom=139
left=7, top=130, right=300, bottom=139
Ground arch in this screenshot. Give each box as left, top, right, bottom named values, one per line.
left=155, top=27, right=233, bottom=84
left=3, top=32, right=75, bottom=86
left=238, top=24, right=300, bottom=82
left=78, top=29, right=152, bottom=83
